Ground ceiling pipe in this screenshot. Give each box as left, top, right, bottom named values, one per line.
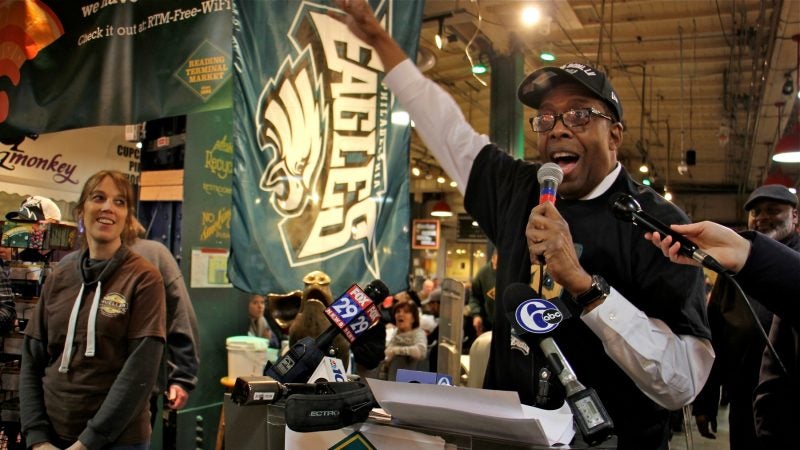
left=737, top=0, right=783, bottom=198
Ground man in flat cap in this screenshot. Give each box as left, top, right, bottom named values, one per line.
left=334, top=1, right=712, bottom=447
left=745, top=185, right=800, bottom=449
left=744, top=184, right=799, bottom=243
left=692, top=184, right=798, bottom=449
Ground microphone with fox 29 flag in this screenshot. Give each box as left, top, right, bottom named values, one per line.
left=503, top=283, right=614, bottom=446
left=264, top=280, right=389, bottom=383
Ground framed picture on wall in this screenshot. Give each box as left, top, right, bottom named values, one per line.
left=412, top=219, right=440, bottom=250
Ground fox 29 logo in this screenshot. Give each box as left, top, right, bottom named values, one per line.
left=515, top=299, right=564, bottom=334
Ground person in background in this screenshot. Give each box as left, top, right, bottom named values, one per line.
left=351, top=294, right=395, bottom=380
left=131, top=218, right=200, bottom=419
left=691, top=184, right=798, bottom=448
left=420, top=288, right=440, bottom=335
left=334, top=2, right=713, bottom=448
left=703, top=275, right=714, bottom=302
left=20, top=170, right=166, bottom=450
left=0, top=246, right=13, bottom=261
left=417, top=278, right=435, bottom=305
left=0, top=246, right=13, bottom=302
left=646, top=218, right=800, bottom=449
left=383, top=301, right=427, bottom=381
left=421, top=289, right=441, bottom=371
left=132, top=228, right=200, bottom=425
left=469, top=252, right=497, bottom=336
left=247, top=294, right=275, bottom=342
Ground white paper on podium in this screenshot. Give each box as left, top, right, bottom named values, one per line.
left=367, top=378, right=575, bottom=446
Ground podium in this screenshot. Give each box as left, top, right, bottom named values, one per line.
left=222, top=394, right=617, bottom=449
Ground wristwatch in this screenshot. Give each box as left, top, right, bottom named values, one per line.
left=573, top=274, right=610, bottom=307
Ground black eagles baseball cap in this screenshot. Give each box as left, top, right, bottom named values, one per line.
left=518, top=62, right=623, bottom=123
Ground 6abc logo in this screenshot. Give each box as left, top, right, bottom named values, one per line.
left=515, top=298, right=564, bottom=334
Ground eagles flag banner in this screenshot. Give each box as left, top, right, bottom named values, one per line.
left=230, top=0, right=422, bottom=296
left=0, top=0, right=232, bottom=140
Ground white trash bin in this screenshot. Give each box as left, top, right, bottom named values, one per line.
left=226, top=336, right=269, bottom=380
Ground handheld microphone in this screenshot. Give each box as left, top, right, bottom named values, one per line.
left=537, top=163, right=564, bottom=204
left=609, top=193, right=729, bottom=274
left=265, top=280, right=389, bottom=383
left=503, top=283, right=614, bottom=445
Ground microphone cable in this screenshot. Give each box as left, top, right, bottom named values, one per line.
left=719, top=270, right=788, bottom=377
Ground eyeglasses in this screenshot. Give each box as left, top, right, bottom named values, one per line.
left=529, top=108, right=615, bottom=133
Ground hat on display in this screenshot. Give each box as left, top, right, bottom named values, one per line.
left=743, top=184, right=798, bottom=211
left=5, top=196, right=62, bottom=222
left=518, top=62, right=623, bottom=123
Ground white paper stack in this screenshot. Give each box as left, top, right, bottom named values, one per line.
left=367, top=378, right=575, bottom=446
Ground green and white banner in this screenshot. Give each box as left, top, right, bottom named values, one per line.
left=0, top=0, right=232, bottom=140
left=230, top=0, right=421, bottom=295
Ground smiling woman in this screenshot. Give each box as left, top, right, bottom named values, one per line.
left=19, top=169, right=167, bottom=450
left=73, top=170, right=139, bottom=251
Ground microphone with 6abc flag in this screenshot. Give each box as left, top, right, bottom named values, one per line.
left=504, top=282, right=614, bottom=446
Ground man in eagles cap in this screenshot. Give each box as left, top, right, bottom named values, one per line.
left=334, top=1, right=712, bottom=448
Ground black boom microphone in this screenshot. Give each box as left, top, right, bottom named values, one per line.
left=609, top=193, right=729, bottom=273
left=611, top=193, right=790, bottom=377
left=503, top=283, right=614, bottom=445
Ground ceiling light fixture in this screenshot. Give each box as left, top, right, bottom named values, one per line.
left=772, top=124, right=800, bottom=163
left=677, top=159, right=689, bottom=175
left=521, top=6, right=541, bottom=26
left=772, top=34, right=800, bottom=163
left=435, top=18, right=444, bottom=50
left=782, top=72, right=794, bottom=96
left=391, top=110, right=410, bottom=126
left=430, top=199, right=453, bottom=217
left=472, top=53, right=489, bottom=75
left=639, top=162, right=649, bottom=173
left=539, top=49, right=556, bottom=62
left=471, top=62, right=488, bottom=75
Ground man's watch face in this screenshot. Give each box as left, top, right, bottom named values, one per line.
left=576, top=275, right=608, bottom=306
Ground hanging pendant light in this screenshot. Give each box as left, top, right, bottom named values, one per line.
left=774, top=34, right=800, bottom=163
left=772, top=124, right=800, bottom=163
left=435, top=18, right=444, bottom=50
left=430, top=199, right=452, bottom=217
